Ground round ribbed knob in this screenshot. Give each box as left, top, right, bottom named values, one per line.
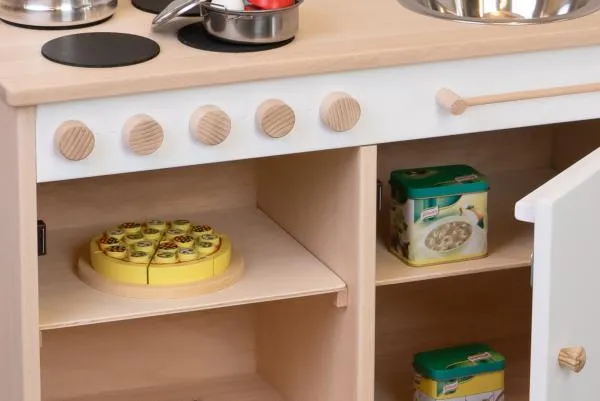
left=256, top=99, right=295, bottom=138
left=190, top=106, right=231, bottom=145
left=559, top=347, right=586, bottom=373
left=320, top=92, right=361, bottom=132
left=55, top=120, right=95, bottom=161
left=123, top=114, right=164, bottom=155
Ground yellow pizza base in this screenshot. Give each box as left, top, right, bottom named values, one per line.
left=90, top=234, right=233, bottom=286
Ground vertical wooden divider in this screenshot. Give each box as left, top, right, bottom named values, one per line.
left=256, top=146, right=377, bottom=401
left=0, top=101, right=41, bottom=401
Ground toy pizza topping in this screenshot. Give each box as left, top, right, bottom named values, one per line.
left=166, top=228, right=185, bottom=239
left=158, top=241, right=178, bottom=250
left=192, top=225, right=212, bottom=232
left=120, top=222, right=140, bottom=228
left=179, top=248, right=195, bottom=254
left=174, top=235, right=194, bottom=243
left=107, top=228, right=126, bottom=238
left=99, top=236, right=120, bottom=245
left=107, top=245, right=127, bottom=252
left=197, top=241, right=213, bottom=248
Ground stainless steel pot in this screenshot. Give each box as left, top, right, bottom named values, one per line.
left=0, top=0, right=116, bottom=28
left=153, top=0, right=301, bottom=44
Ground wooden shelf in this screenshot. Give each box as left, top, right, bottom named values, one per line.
left=46, top=374, right=284, bottom=401
left=39, top=207, right=346, bottom=330
left=376, top=168, right=555, bottom=286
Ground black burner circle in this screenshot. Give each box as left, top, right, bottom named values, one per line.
left=1, top=15, right=113, bottom=30
left=177, top=23, right=294, bottom=53
left=133, top=0, right=200, bottom=16
left=41, top=32, right=160, bottom=68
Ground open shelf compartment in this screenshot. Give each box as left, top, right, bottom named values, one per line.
left=374, top=268, right=532, bottom=401
left=375, top=122, right=599, bottom=285
left=38, top=146, right=375, bottom=401
left=37, top=152, right=357, bottom=329
left=41, top=296, right=336, bottom=401
left=374, top=118, right=600, bottom=401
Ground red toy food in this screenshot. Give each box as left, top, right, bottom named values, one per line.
left=247, top=0, right=294, bottom=9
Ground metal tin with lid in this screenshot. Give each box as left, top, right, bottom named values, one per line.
left=388, top=164, right=489, bottom=266
left=413, top=343, right=505, bottom=401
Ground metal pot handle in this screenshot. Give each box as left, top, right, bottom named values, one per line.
left=152, top=0, right=206, bottom=26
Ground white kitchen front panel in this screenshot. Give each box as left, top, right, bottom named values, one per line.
left=36, top=44, right=600, bottom=182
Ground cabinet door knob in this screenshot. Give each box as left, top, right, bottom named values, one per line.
left=256, top=99, right=295, bottom=138
left=55, top=120, right=95, bottom=161
left=320, top=92, right=361, bottom=132
left=559, top=347, right=586, bottom=373
left=190, top=105, right=231, bottom=145
left=123, top=114, right=164, bottom=155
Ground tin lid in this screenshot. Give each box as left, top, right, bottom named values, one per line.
left=389, top=164, right=488, bottom=199
left=413, top=343, right=505, bottom=381
left=152, top=0, right=205, bottom=26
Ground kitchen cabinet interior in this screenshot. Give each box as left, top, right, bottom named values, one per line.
left=374, top=119, right=600, bottom=401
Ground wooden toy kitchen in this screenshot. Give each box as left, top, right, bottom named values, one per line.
left=2, top=0, right=600, bottom=399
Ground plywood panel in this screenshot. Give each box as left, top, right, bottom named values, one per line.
left=552, top=119, right=600, bottom=172
left=37, top=160, right=257, bottom=230
left=39, top=207, right=344, bottom=329
left=375, top=268, right=531, bottom=401
left=42, top=307, right=256, bottom=400
left=256, top=147, right=377, bottom=401
left=45, top=374, right=283, bottom=401
left=0, top=101, right=40, bottom=401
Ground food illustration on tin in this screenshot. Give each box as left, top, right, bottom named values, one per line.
left=87, top=219, right=234, bottom=287
left=424, top=221, right=473, bottom=252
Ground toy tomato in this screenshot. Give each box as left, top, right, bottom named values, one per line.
left=247, top=0, right=294, bottom=9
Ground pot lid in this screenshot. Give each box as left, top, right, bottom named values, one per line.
left=152, top=0, right=205, bottom=26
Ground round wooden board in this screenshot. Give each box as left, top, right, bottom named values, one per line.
left=77, top=251, right=244, bottom=299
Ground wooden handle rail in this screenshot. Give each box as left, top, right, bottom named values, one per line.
left=437, top=83, right=600, bottom=115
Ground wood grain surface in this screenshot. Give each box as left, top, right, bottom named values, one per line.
left=4, top=0, right=600, bottom=105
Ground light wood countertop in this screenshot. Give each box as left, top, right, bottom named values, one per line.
left=3, top=0, right=600, bottom=106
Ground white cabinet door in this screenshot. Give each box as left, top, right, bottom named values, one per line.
left=515, top=147, right=600, bottom=401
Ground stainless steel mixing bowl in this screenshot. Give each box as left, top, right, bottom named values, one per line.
left=397, top=0, right=600, bottom=24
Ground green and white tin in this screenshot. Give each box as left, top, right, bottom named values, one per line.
left=388, top=165, right=489, bottom=267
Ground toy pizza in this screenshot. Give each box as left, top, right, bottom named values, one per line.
left=89, top=219, right=232, bottom=287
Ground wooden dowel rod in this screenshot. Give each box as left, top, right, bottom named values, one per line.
left=437, top=83, right=600, bottom=115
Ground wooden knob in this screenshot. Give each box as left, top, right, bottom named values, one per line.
left=320, top=92, right=361, bottom=132
left=256, top=99, right=295, bottom=138
left=55, top=120, right=95, bottom=161
left=123, top=114, right=164, bottom=155
left=437, top=88, right=468, bottom=115
left=559, top=347, right=586, bottom=373
left=190, top=105, right=231, bottom=145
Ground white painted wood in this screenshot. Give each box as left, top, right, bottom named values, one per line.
left=515, top=147, right=600, bottom=401
left=38, top=207, right=345, bottom=330
left=36, top=46, right=600, bottom=182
